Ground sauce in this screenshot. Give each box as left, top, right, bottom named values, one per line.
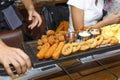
left=90, top=29, right=100, bottom=35
left=79, top=31, right=91, bottom=37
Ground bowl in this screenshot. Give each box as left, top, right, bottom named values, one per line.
left=65, top=32, right=77, bottom=43
left=78, top=31, right=91, bottom=41
left=89, top=29, right=101, bottom=37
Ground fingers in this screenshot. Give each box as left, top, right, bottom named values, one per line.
left=37, top=14, right=42, bottom=27
left=3, top=62, right=15, bottom=78
left=2, top=50, right=30, bottom=78
left=28, top=17, right=38, bottom=29
left=0, top=45, right=31, bottom=78
left=13, top=53, right=27, bottom=74
left=3, top=58, right=25, bottom=78
left=28, top=11, right=42, bottom=29
left=10, top=58, right=22, bottom=75
left=15, top=49, right=32, bottom=70
left=4, top=49, right=31, bottom=78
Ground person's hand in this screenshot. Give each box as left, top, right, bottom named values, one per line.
left=0, top=45, right=32, bottom=78
left=84, top=26, right=92, bottom=31
left=27, top=8, right=42, bottom=29
left=103, top=12, right=120, bottom=24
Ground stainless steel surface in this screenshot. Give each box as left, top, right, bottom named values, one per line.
left=78, top=31, right=91, bottom=41
left=0, top=64, right=62, bottom=80
left=65, top=32, right=77, bottom=43
left=89, top=29, right=101, bottom=38
left=78, top=49, right=120, bottom=63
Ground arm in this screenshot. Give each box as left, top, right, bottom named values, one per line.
left=92, top=12, right=120, bottom=29
left=21, top=0, right=42, bottom=29
left=71, top=6, right=92, bottom=32
left=0, top=39, right=31, bottom=78
left=71, top=6, right=120, bottom=31
left=71, top=6, right=84, bottom=32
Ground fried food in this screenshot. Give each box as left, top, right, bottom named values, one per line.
left=95, top=35, right=104, bottom=46
left=55, top=39, right=60, bottom=43
left=58, top=35, right=65, bottom=42
left=72, top=42, right=81, bottom=53
left=41, top=38, right=48, bottom=44
left=36, top=43, right=50, bottom=60
left=48, top=38, right=56, bottom=45
left=44, top=43, right=58, bottom=59
left=48, top=35, right=56, bottom=45
left=87, top=38, right=97, bottom=49
left=52, top=41, right=65, bottom=60
left=57, top=31, right=68, bottom=35
left=37, top=39, right=43, bottom=46
left=103, top=31, right=114, bottom=37
left=101, top=36, right=111, bottom=45
left=55, top=33, right=65, bottom=42
left=56, top=21, right=69, bottom=32
left=55, top=33, right=61, bottom=39
left=110, top=37, right=119, bottom=45
left=46, top=30, right=55, bottom=36
left=115, top=32, right=120, bottom=41
left=37, top=45, right=43, bottom=50
left=63, top=21, right=69, bottom=31
left=101, top=24, right=120, bottom=41
left=41, top=35, right=47, bottom=39
left=62, top=43, right=73, bottom=56
left=80, top=41, right=90, bottom=51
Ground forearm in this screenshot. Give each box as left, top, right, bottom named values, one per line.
left=74, top=20, right=108, bottom=31
left=74, top=26, right=84, bottom=32
left=21, top=0, right=35, bottom=10
left=92, top=20, right=110, bottom=29
left=92, top=12, right=120, bottom=29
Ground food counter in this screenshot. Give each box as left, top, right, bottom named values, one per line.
left=22, top=40, right=120, bottom=68
left=21, top=41, right=120, bottom=80
left=1, top=32, right=120, bottom=80
left=0, top=0, right=120, bottom=79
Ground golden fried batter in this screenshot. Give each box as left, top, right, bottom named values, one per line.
left=46, top=30, right=55, bottom=36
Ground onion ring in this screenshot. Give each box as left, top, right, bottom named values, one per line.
left=110, top=37, right=119, bottom=45
left=95, top=35, right=104, bottom=46
left=87, top=38, right=97, bottom=49
left=72, top=42, right=81, bottom=53
left=62, top=43, right=73, bottom=56
left=80, top=41, right=90, bottom=51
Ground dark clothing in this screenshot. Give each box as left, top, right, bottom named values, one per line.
left=0, top=0, right=23, bottom=31
left=0, top=0, right=14, bottom=10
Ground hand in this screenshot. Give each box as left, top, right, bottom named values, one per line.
left=84, top=27, right=91, bottom=31
left=27, top=9, right=42, bottom=29
left=76, top=29, right=81, bottom=33
left=0, top=45, right=32, bottom=78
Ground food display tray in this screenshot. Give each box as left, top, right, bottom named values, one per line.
left=22, top=41, right=120, bottom=68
